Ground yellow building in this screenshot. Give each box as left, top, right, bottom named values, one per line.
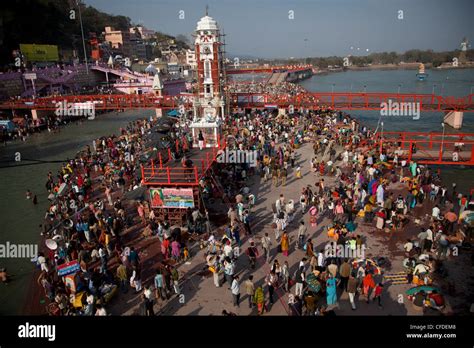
left=104, top=27, right=132, bottom=57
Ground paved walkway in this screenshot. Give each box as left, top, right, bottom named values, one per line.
left=110, top=136, right=470, bottom=316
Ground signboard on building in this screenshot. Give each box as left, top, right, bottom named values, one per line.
left=57, top=260, right=80, bottom=277
left=150, top=188, right=194, bottom=209
left=20, top=44, right=59, bottom=62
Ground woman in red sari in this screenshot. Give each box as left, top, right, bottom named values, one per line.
left=161, top=238, right=170, bottom=259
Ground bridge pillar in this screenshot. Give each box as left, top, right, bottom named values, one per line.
left=155, top=108, right=163, bottom=118
left=444, top=111, right=463, bottom=129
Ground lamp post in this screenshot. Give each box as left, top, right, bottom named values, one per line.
left=440, top=122, right=445, bottom=161
left=432, top=85, right=436, bottom=95
left=398, top=84, right=401, bottom=94
left=332, top=83, right=335, bottom=93
left=77, top=0, right=89, bottom=74
left=380, top=121, right=384, bottom=154
left=363, top=85, right=367, bottom=93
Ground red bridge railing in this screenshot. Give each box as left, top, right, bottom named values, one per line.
left=141, top=138, right=226, bottom=186
left=1, top=92, right=473, bottom=112
left=375, top=131, right=474, bottom=165
left=232, top=92, right=474, bottom=112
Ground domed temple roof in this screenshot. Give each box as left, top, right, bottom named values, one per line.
left=196, top=15, right=219, bottom=31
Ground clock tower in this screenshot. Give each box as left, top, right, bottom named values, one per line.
left=193, top=10, right=225, bottom=121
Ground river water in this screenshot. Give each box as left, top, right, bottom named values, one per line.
left=299, top=68, right=474, bottom=196
left=0, top=110, right=149, bottom=314
left=0, top=69, right=473, bottom=314
left=299, top=68, right=474, bottom=132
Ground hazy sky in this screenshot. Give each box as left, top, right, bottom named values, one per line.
left=85, top=0, right=473, bottom=58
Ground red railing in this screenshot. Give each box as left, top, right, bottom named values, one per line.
left=141, top=137, right=226, bottom=186
left=232, top=92, right=474, bottom=112
left=375, top=131, right=474, bottom=165
left=3, top=92, right=472, bottom=112
left=0, top=94, right=193, bottom=111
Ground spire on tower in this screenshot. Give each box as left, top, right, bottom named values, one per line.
left=205, top=4, right=209, bottom=16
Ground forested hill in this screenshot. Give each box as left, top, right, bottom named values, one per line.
left=0, top=0, right=188, bottom=68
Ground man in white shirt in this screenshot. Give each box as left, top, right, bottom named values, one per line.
left=368, top=166, right=376, bottom=180
left=414, top=263, right=429, bottom=276
left=275, top=194, right=285, bottom=215
left=404, top=239, right=414, bottom=254
left=223, top=240, right=233, bottom=259
left=425, top=227, right=434, bottom=252
left=261, top=232, right=272, bottom=263
left=37, top=254, right=49, bottom=273
left=417, top=229, right=428, bottom=251
left=317, top=251, right=325, bottom=267
left=224, top=259, right=235, bottom=286
left=298, top=257, right=308, bottom=271
left=231, top=275, right=240, bottom=307
left=432, top=205, right=441, bottom=220
left=143, top=286, right=153, bottom=301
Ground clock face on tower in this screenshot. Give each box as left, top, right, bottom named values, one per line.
left=200, top=44, right=213, bottom=59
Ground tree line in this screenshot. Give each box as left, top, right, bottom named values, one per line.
left=263, top=49, right=473, bottom=68
left=0, top=0, right=189, bottom=69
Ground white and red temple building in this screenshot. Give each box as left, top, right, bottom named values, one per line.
left=189, top=12, right=226, bottom=148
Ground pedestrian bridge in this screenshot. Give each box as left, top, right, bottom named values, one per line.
left=2, top=92, right=472, bottom=113
left=226, top=65, right=312, bottom=75
left=232, top=92, right=474, bottom=113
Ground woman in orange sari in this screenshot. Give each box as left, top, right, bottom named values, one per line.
left=363, top=273, right=376, bottom=303
left=280, top=231, right=289, bottom=256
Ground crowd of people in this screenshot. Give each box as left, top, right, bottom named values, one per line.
left=227, top=80, right=308, bottom=96
left=32, top=116, right=191, bottom=315
left=19, top=77, right=472, bottom=316
left=197, top=106, right=471, bottom=315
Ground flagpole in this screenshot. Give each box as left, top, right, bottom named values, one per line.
left=77, top=0, right=89, bottom=74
